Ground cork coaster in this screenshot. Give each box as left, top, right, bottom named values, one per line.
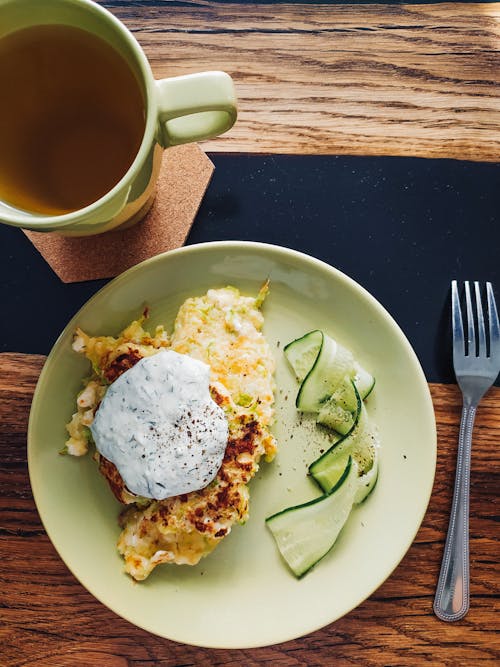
left=23, top=144, right=214, bottom=283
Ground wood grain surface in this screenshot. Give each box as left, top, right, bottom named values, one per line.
left=1, top=352, right=499, bottom=666
left=101, top=1, right=500, bottom=161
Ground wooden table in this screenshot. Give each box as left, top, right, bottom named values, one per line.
left=1, top=2, right=499, bottom=665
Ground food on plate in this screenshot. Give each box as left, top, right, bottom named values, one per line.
left=65, top=284, right=276, bottom=580
left=266, top=329, right=379, bottom=578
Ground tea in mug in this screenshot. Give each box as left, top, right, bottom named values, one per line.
left=0, top=25, right=145, bottom=215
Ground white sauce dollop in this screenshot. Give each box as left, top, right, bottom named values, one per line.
left=90, top=350, right=228, bottom=500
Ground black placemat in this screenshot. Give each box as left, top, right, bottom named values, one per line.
left=0, top=154, right=498, bottom=385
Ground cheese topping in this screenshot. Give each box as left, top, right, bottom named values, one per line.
left=90, top=350, right=229, bottom=500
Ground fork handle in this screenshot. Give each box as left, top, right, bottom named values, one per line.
left=433, top=402, right=476, bottom=622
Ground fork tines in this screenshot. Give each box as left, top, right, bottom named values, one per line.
left=451, top=280, right=500, bottom=365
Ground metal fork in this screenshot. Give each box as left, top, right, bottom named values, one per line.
left=433, top=281, right=500, bottom=622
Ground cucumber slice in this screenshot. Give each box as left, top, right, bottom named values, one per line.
left=329, top=376, right=358, bottom=412
left=316, top=377, right=359, bottom=434
left=309, top=450, right=351, bottom=494
left=266, top=457, right=358, bottom=578
left=317, top=401, right=355, bottom=435
left=310, top=395, right=379, bottom=494
left=296, top=334, right=354, bottom=412
left=354, top=446, right=379, bottom=504
left=284, top=330, right=322, bottom=383
left=285, top=330, right=374, bottom=411
left=353, top=362, right=375, bottom=399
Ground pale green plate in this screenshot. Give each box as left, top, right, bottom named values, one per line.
left=28, top=241, right=436, bottom=648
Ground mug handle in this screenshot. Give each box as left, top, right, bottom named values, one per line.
left=156, top=71, right=237, bottom=147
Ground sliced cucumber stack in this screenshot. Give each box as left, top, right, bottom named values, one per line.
left=292, top=331, right=355, bottom=411
left=265, top=329, right=380, bottom=578
left=310, top=399, right=379, bottom=500
left=266, top=456, right=358, bottom=578
left=284, top=329, right=375, bottom=407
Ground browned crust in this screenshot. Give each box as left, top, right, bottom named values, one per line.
left=98, top=455, right=132, bottom=504
left=103, top=348, right=143, bottom=383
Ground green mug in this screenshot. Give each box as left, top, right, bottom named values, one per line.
left=0, top=0, right=237, bottom=235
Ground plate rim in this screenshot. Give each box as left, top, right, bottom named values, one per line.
left=28, top=240, right=437, bottom=648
